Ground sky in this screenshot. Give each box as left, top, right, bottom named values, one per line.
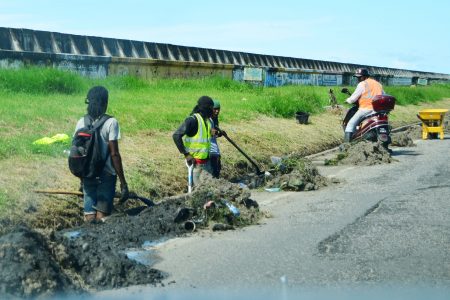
left=0, top=0, right=449, bottom=74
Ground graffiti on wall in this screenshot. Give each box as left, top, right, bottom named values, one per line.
left=388, top=77, right=412, bottom=86
left=243, top=67, right=263, bottom=81
left=264, top=72, right=342, bottom=87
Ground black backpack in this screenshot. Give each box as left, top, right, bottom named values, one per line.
left=68, top=114, right=111, bottom=178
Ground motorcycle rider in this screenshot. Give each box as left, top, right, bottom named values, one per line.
left=344, top=68, right=384, bottom=142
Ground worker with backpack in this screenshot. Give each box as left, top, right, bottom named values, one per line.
left=69, top=86, right=129, bottom=222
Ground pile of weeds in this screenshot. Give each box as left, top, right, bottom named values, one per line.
left=265, top=155, right=329, bottom=191
left=185, top=173, right=262, bottom=228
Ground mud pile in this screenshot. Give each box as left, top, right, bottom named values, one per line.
left=186, top=172, right=261, bottom=228
left=338, top=141, right=392, bottom=166
left=391, top=126, right=421, bottom=147
left=0, top=226, right=77, bottom=298
left=0, top=177, right=260, bottom=297
left=326, top=141, right=393, bottom=166
left=265, top=156, right=329, bottom=191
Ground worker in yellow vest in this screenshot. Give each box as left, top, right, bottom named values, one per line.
left=173, top=96, right=214, bottom=187
left=344, top=68, right=384, bottom=142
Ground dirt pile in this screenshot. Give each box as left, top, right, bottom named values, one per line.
left=265, top=156, right=329, bottom=191
left=188, top=172, right=261, bottom=227
left=0, top=177, right=261, bottom=297
left=391, top=126, right=421, bottom=147
left=326, top=141, right=393, bottom=166
left=0, top=226, right=78, bottom=298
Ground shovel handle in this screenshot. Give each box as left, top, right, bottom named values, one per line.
left=34, top=189, right=155, bottom=207
left=186, top=162, right=194, bottom=193
left=217, top=127, right=263, bottom=175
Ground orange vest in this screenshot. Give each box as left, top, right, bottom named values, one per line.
left=359, top=78, right=383, bottom=110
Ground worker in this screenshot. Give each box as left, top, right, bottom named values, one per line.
left=209, top=99, right=223, bottom=178
left=344, top=68, right=384, bottom=142
left=74, top=86, right=129, bottom=222
left=173, top=96, right=214, bottom=187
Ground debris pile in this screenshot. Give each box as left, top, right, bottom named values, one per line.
left=0, top=226, right=77, bottom=298
left=391, top=126, right=421, bottom=147
left=327, top=141, right=393, bottom=166
left=185, top=172, right=261, bottom=228
left=265, top=156, right=329, bottom=191
left=0, top=175, right=261, bottom=297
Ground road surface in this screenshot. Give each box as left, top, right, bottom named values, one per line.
left=99, top=138, right=450, bottom=299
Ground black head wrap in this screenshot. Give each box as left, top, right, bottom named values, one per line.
left=86, top=86, right=109, bottom=120
left=191, top=96, right=214, bottom=118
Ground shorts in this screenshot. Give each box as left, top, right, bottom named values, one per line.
left=82, top=173, right=117, bottom=215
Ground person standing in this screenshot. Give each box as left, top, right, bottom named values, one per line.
left=344, top=68, right=384, bottom=142
left=209, top=99, right=222, bottom=178
left=74, top=86, right=129, bottom=222
left=173, top=96, right=214, bottom=187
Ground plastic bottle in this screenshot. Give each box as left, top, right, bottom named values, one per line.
left=222, top=200, right=240, bottom=217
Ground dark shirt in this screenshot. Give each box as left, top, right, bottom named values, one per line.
left=211, top=116, right=219, bottom=129
left=173, top=115, right=199, bottom=155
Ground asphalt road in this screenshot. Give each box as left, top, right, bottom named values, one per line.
left=99, top=138, right=450, bottom=299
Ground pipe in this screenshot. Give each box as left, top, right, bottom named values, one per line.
left=184, top=220, right=196, bottom=232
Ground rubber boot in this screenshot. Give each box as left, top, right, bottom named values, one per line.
left=344, top=132, right=352, bottom=143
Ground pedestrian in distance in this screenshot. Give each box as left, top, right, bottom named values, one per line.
left=344, top=68, right=384, bottom=142
left=173, top=96, right=215, bottom=188
left=209, top=99, right=223, bottom=178
left=73, top=86, right=129, bottom=222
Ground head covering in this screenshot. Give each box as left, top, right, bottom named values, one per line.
left=197, top=96, right=214, bottom=108
left=192, top=96, right=214, bottom=117
left=86, top=86, right=108, bottom=119
left=213, top=99, right=221, bottom=109
left=354, top=68, right=370, bottom=77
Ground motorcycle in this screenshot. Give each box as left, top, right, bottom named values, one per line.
left=340, top=87, right=396, bottom=149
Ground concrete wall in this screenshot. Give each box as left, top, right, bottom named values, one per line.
left=1, top=27, right=449, bottom=86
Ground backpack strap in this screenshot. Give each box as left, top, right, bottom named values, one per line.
left=92, top=114, right=112, bottom=131
left=83, top=114, right=111, bottom=131
left=84, top=115, right=93, bottom=128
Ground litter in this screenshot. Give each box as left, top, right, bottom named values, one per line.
left=265, top=187, right=281, bottom=192
left=33, top=133, right=70, bottom=145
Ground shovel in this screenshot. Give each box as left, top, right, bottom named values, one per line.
left=186, top=162, right=194, bottom=193
left=217, top=127, right=264, bottom=175
left=34, top=189, right=155, bottom=207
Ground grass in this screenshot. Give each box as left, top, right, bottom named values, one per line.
left=0, top=66, right=449, bottom=225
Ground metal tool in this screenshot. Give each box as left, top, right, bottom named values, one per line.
left=34, top=189, right=155, bottom=207
left=186, top=162, right=194, bottom=193
left=217, top=127, right=264, bottom=175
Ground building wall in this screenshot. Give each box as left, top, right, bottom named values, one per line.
left=1, top=27, right=449, bottom=86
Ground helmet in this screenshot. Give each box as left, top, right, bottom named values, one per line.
left=354, top=68, right=370, bottom=77
left=213, top=99, right=221, bottom=109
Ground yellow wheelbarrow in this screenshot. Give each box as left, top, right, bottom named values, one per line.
left=417, top=109, right=448, bottom=140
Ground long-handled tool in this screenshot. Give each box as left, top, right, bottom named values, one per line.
left=217, top=127, right=264, bottom=175
left=186, top=162, right=194, bottom=193
left=34, top=189, right=155, bottom=207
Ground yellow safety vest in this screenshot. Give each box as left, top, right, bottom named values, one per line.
left=183, top=113, right=212, bottom=159
left=359, top=78, right=383, bottom=110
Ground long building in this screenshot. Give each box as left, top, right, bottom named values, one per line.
left=1, top=27, right=449, bottom=87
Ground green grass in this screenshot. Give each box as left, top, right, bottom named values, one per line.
left=385, top=84, right=450, bottom=105
left=0, top=66, right=86, bottom=94
left=0, top=67, right=449, bottom=162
